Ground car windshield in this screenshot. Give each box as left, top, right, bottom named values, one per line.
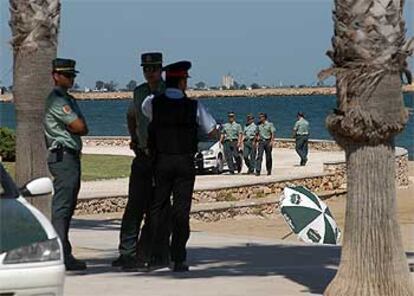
left=0, top=198, right=49, bottom=253
left=198, top=141, right=216, bottom=151
left=0, top=164, right=49, bottom=253
left=0, top=163, right=19, bottom=199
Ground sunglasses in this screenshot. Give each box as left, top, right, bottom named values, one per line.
left=143, top=65, right=161, bottom=73
left=61, top=72, right=76, bottom=79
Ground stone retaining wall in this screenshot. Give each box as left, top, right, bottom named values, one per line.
left=75, top=173, right=345, bottom=216
left=323, top=152, right=409, bottom=187
left=191, top=191, right=346, bottom=223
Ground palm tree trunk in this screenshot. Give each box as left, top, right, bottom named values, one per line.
left=10, top=0, right=60, bottom=218
left=324, top=75, right=414, bottom=295
left=320, top=0, right=414, bottom=295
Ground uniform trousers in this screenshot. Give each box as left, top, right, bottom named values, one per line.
left=256, top=139, right=273, bottom=174
left=243, top=140, right=256, bottom=173
left=147, top=153, right=195, bottom=263
left=223, top=140, right=241, bottom=173
left=119, top=152, right=170, bottom=262
left=48, top=152, right=81, bottom=263
left=295, top=134, right=309, bottom=165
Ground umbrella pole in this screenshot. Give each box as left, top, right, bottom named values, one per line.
left=281, top=231, right=294, bottom=240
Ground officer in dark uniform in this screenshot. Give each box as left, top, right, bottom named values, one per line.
left=142, top=61, right=217, bottom=272
left=44, top=58, right=88, bottom=271
left=113, top=52, right=170, bottom=270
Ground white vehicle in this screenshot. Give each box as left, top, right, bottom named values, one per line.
left=0, top=164, right=65, bottom=296
left=194, top=140, right=226, bottom=174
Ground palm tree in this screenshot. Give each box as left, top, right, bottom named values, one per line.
left=319, top=0, right=414, bottom=295
left=9, top=0, right=61, bottom=218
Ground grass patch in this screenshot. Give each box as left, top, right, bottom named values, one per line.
left=2, top=154, right=133, bottom=182
left=81, top=154, right=133, bottom=181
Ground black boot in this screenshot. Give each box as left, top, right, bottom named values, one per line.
left=173, top=262, right=189, bottom=272
left=65, top=255, right=87, bottom=271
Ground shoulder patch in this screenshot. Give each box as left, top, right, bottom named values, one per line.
left=63, top=105, right=72, bottom=114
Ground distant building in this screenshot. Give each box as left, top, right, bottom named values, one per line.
left=222, top=74, right=234, bottom=89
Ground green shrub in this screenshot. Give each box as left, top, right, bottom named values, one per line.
left=0, top=128, right=16, bottom=161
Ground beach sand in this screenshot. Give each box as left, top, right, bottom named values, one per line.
left=192, top=161, right=414, bottom=251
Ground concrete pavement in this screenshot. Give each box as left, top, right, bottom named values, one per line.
left=66, top=215, right=339, bottom=296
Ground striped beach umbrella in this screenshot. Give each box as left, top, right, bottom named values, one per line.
left=279, top=186, right=341, bottom=245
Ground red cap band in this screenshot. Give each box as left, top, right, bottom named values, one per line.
left=166, top=70, right=189, bottom=78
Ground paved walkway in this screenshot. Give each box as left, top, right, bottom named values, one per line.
left=79, top=147, right=345, bottom=199
left=66, top=215, right=339, bottom=296
left=67, top=212, right=414, bottom=296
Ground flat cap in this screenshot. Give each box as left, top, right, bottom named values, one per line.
left=163, top=61, right=192, bottom=78
left=141, top=52, right=163, bottom=66
left=52, top=58, right=79, bottom=74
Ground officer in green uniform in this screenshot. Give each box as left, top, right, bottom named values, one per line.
left=44, top=58, right=88, bottom=271
left=255, top=113, right=276, bottom=176
left=220, top=112, right=243, bottom=174
left=113, top=52, right=169, bottom=271
left=293, top=112, right=310, bottom=166
left=242, top=114, right=257, bottom=174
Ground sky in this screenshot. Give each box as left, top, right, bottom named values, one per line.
left=0, top=0, right=413, bottom=89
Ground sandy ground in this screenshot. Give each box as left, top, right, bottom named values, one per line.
left=192, top=162, right=414, bottom=251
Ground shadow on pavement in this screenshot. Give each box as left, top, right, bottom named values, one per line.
left=147, top=244, right=339, bottom=295
left=71, top=243, right=340, bottom=295
left=72, top=217, right=121, bottom=231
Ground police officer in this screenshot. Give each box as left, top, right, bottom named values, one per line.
left=293, top=111, right=310, bottom=166
left=44, top=58, right=88, bottom=271
left=220, top=112, right=243, bottom=174
left=142, top=61, right=217, bottom=272
left=113, top=52, right=170, bottom=270
left=255, top=113, right=276, bottom=176
left=242, top=114, right=257, bottom=174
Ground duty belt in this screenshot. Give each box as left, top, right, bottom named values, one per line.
left=50, top=145, right=80, bottom=157
left=66, top=147, right=80, bottom=155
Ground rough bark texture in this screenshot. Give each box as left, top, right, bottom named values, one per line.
left=325, top=142, right=414, bottom=295
left=10, top=0, right=60, bottom=218
left=320, top=0, right=414, bottom=295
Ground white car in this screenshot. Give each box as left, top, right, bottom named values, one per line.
left=0, top=164, right=65, bottom=296
left=195, top=140, right=226, bottom=174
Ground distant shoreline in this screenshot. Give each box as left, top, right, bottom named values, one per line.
left=1, top=85, right=413, bottom=102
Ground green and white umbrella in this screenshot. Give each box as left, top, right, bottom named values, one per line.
left=279, top=186, right=341, bottom=245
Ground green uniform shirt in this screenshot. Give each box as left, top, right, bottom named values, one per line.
left=294, top=118, right=310, bottom=135
left=257, top=121, right=276, bottom=140
left=222, top=122, right=242, bottom=141
left=44, top=86, right=83, bottom=151
left=243, top=122, right=257, bottom=140
left=128, top=80, right=165, bottom=149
